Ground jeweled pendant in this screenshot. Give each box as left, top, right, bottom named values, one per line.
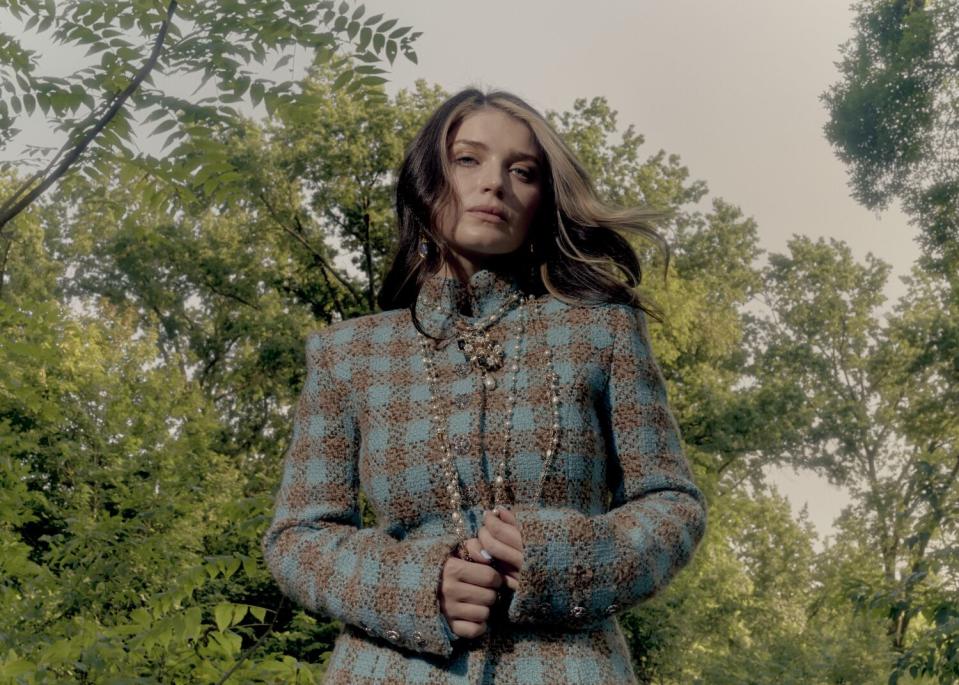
left=483, top=374, right=496, bottom=390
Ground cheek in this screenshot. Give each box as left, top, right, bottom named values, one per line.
left=435, top=191, right=464, bottom=237
left=519, top=190, right=544, bottom=224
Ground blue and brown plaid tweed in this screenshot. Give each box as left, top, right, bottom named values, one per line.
left=262, top=264, right=708, bottom=684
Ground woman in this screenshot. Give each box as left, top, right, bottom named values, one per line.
left=261, top=87, right=708, bottom=684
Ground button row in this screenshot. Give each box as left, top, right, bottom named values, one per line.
left=358, top=622, right=427, bottom=648
left=569, top=603, right=620, bottom=619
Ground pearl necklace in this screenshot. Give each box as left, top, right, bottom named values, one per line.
left=416, top=289, right=562, bottom=560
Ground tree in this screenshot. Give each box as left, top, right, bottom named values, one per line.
left=0, top=0, right=421, bottom=233
left=822, top=0, right=959, bottom=273
left=749, top=235, right=959, bottom=683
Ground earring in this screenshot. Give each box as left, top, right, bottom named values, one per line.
left=417, top=232, right=430, bottom=259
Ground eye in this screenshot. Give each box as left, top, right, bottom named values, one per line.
left=512, top=167, right=533, bottom=180
left=455, top=155, right=477, bottom=165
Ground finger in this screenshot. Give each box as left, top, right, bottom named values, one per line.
left=461, top=537, right=493, bottom=565
left=478, top=524, right=523, bottom=570
left=449, top=619, right=487, bottom=640
left=450, top=600, right=491, bottom=624
left=451, top=580, right=499, bottom=607
left=457, top=561, right=504, bottom=591
left=482, top=510, right=523, bottom=553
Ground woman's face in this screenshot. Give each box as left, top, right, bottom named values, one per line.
left=435, top=107, right=545, bottom=277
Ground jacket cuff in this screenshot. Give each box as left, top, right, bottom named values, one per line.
left=505, top=498, right=705, bottom=629
left=350, top=534, right=462, bottom=658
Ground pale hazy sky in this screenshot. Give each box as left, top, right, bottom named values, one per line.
left=6, top=1, right=924, bottom=552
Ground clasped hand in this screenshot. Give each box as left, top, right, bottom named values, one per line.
left=438, top=507, right=524, bottom=640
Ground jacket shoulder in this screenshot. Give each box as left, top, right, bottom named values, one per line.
left=310, top=309, right=404, bottom=347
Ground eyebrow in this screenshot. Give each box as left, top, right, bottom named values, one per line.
left=451, top=139, right=541, bottom=164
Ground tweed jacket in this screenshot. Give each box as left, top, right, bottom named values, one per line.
left=261, top=265, right=708, bottom=684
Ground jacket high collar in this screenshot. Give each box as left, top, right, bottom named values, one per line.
left=415, top=264, right=527, bottom=330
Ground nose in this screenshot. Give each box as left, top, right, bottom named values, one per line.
left=477, top=161, right=507, bottom=194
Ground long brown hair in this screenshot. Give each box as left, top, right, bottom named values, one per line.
left=377, top=87, right=675, bottom=336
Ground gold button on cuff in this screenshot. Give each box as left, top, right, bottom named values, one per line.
left=385, top=629, right=400, bottom=641
left=571, top=605, right=586, bottom=618
left=605, top=603, right=619, bottom=615
left=413, top=631, right=425, bottom=645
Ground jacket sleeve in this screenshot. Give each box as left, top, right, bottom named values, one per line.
left=506, top=304, right=708, bottom=629
left=261, top=329, right=462, bottom=658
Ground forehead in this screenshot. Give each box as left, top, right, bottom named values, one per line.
left=450, top=108, right=539, bottom=157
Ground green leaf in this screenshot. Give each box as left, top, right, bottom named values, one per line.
left=331, top=69, right=353, bottom=91
left=373, top=32, right=384, bottom=52
left=358, top=26, right=373, bottom=52
left=214, top=603, right=232, bottom=632
left=151, top=120, right=177, bottom=135
left=351, top=50, right=378, bottom=64
left=250, top=81, right=265, bottom=107
left=351, top=4, right=365, bottom=20
left=143, top=108, right=167, bottom=124
left=379, top=18, right=397, bottom=32
left=389, top=26, right=411, bottom=39
left=385, top=39, right=397, bottom=65
left=363, top=12, right=383, bottom=26
left=353, top=64, right=386, bottom=75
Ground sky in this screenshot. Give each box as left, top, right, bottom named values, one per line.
left=3, top=0, right=926, bottom=553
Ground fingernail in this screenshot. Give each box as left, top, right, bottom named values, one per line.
left=479, top=549, right=493, bottom=561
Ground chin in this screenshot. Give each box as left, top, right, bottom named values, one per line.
left=446, top=238, right=509, bottom=257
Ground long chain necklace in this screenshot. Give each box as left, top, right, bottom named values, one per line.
left=416, top=290, right=562, bottom=561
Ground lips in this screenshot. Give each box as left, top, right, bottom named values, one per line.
left=467, top=205, right=507, bottom=222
